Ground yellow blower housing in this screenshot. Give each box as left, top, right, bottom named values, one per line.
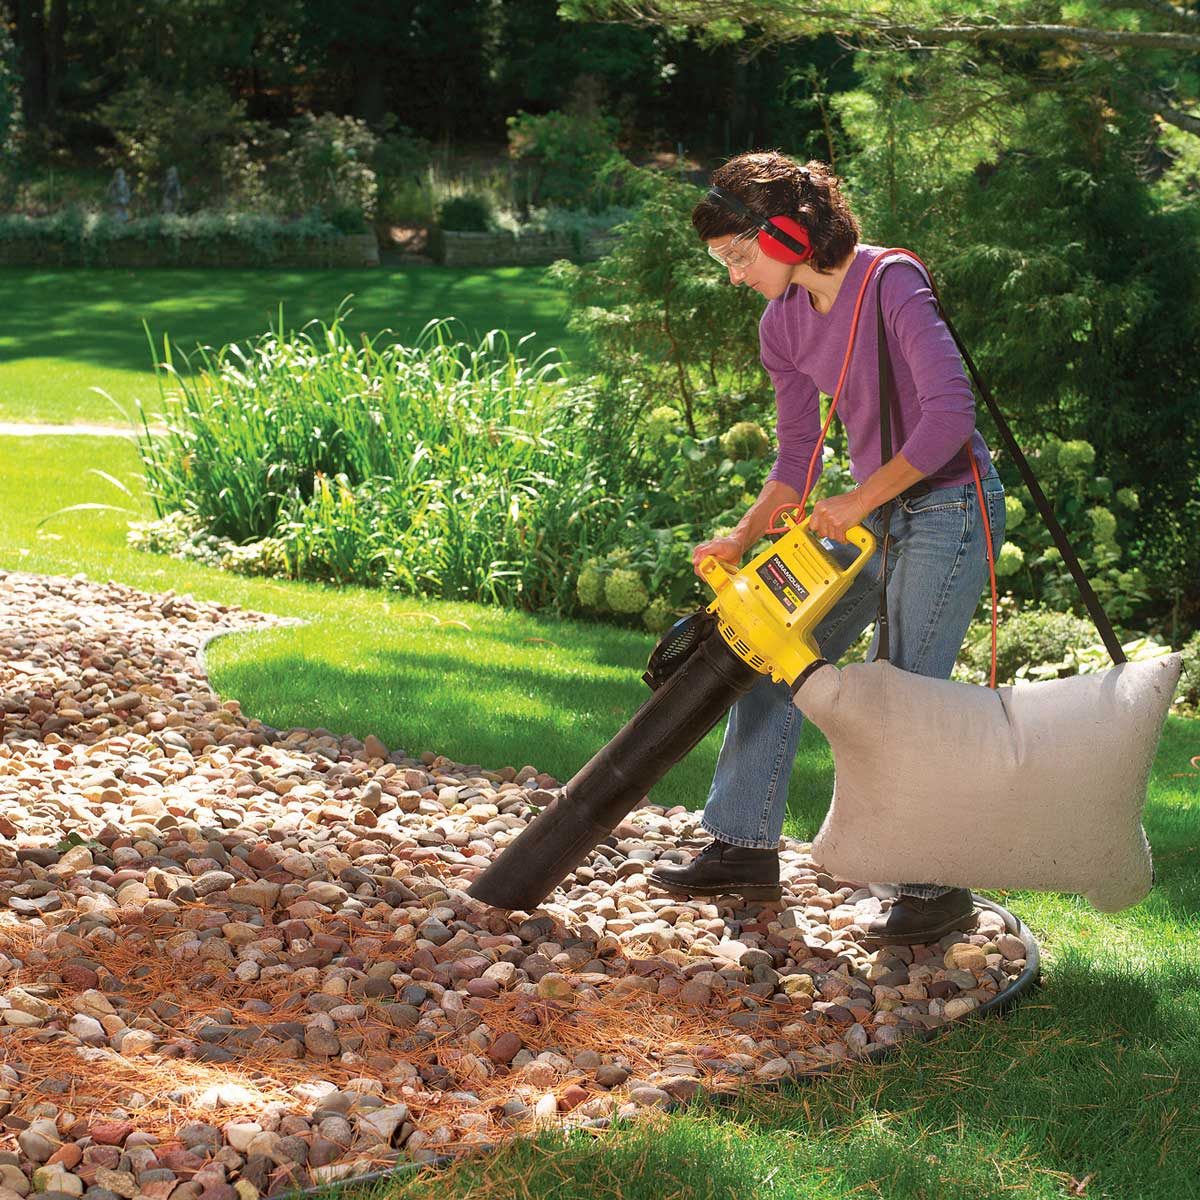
left=698, top=513, right=876, bottom=685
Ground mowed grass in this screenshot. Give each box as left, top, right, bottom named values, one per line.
left=2, top=432, right=1198, bottom=1199
left=0, top=265, right=581, bottom=426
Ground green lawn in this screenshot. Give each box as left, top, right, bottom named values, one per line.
left=3, top=432, right=1198, bottom=1200
left=0, top=265, right=581, bottom=426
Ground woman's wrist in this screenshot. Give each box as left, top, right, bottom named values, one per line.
left=857, top=454, right=925, bottom=510
left=728, top=527, right=751, bottom=554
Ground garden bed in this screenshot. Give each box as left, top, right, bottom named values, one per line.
left=0, top=230, right=379, bottom=269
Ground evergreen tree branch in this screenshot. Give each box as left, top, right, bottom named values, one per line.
left=1138, top=92, right=1200, bottom=135
left=876, top=20, right=1199, bottom=52
left=569, top=2, right=1200, bottom=53
left=1104, top=0, right=1200, bottom=29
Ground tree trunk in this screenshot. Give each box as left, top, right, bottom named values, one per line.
left=353, top=56, right=387, bottom=126
left=15, top=0, right=47, bottom=129
left=45, top=0, right=67, bottom=129
left=730, top=55, right=747, bottom=147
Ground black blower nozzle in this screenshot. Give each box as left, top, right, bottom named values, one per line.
left=467, top=614, right=760, bottom=911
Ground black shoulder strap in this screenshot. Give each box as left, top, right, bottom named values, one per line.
left=872, top=254, right=1126, bottom=667
left=875, top=276, right=897, bottom=663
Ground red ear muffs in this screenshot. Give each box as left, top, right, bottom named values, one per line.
left=705, top=187, right=813, bottom=264
left=758, top=215, right=812, bottom=264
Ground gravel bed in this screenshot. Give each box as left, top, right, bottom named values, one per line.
left=0, top=571, right=1032, bottom=1197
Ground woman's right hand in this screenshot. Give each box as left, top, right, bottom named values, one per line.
left=692, top=535, right=745, bottom=578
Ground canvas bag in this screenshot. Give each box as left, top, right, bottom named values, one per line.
left=794, top=254, right=1181, bottom=911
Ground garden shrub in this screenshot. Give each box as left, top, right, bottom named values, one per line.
left=1179, top=630, right=1200, bottom=710
left=126, top=510, right=223, bottom=565
left=132, top=312, right=793, bottom=626
left=957, top=605, right=1114, bottom=686
left=0, top=210, right=342, bottom=265
left=96, top=81, right=255, bottom=209
left=489, top=204, right=635, bottom=257
left=567, top=411, right=858, bottom=629
left=372, top=117, right=432, bottom=226
left=215, top=123, right=289, bottom=216
left=437, top=194, right=493, bottom=232
left=720, top=421, right=771, bottom=461
left=506, top=108, right=629, bottom=210
left=549, top=166, right=768, bottom=437
left=574, top=538, right=695, bottom=630
left=991, top=435, right=1148, bottom=623
left=135, top=318, right=643, bottom=613
left=93, top=97, right=384, bottom=226
left=278, top=113, right=378, bottom=227
left=128, top=511, right=289, bottom=579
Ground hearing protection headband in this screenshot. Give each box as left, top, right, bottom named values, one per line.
left=707, top=184, right=811, bottom=259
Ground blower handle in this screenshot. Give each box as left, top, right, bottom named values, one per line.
left=766, top=501, right=803, bottom=535
left=696, top=553, right=738, bottom=593
left=838, top=522, right=877, bottom=572
left=765, top=508, right=877, bottom=570
left=699, top=516, right=875, bottom=599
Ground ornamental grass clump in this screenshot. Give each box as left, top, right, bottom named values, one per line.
left=135, top=314, right=626, bottom=611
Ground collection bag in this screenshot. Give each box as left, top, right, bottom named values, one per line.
left=794, top=254, right=1181, bottom=911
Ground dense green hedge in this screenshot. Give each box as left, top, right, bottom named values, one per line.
left=0, top=211, right=368, bottom=267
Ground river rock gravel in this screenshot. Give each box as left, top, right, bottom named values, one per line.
left=0, top=571, right=1030, bottom=1194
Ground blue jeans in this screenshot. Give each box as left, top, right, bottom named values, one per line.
left=700, top=469, right=1006, bottom=898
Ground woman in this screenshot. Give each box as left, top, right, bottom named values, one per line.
left=649, top=151, right=1006, bottom=947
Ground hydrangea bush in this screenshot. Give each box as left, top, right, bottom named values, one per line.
left=993, top=436, right=1146, bottom=620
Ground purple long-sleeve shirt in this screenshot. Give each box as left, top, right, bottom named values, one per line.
left=761, top=245, right=992, bottom=494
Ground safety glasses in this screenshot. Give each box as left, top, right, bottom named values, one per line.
left=707, top=231, right=760, bottom=272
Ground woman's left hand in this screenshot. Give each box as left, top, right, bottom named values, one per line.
left=808, top=489, right=872, bottom=542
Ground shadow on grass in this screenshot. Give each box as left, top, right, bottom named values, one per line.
left=0, top=267, right=580, bottom=376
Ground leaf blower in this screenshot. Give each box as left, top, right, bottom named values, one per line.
left=467, top=515, right=875, bottom=911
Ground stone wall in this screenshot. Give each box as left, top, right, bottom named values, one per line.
left=0, top=231, right=379, bottom=268
left=441, top=230, right=618, bottom=268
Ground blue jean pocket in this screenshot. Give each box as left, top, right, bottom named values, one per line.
left=899, top=488, right=968, bottom=516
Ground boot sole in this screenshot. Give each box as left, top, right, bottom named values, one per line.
left=859, top=906, right=979, bottom=948
left=650, top=875, right=782, bottom=902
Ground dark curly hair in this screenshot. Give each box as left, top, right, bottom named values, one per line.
left=692, top=151, right=860, bottom=274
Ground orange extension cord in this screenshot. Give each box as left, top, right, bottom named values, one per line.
left=765, top=249, right=1000, bottom=688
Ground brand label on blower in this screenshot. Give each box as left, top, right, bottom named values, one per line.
left=756, top=555, right=809, bottom=614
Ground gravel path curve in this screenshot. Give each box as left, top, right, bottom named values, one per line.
left=0, top=570, right=1031, bottom=1195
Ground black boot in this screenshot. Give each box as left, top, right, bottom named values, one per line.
left=861, top=887, right=978, bottom=947
left=649, top=838, right=781, bottom=901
